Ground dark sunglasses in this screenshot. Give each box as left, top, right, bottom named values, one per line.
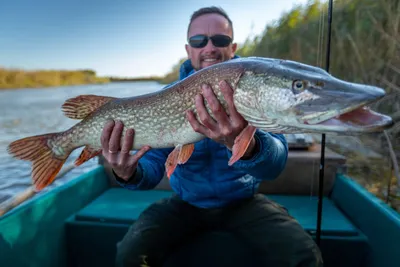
left=188, top=34, right=232, bottom=48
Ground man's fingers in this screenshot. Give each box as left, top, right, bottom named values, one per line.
left=219, top=80, right=246, bottom=128
left=195, top=94, right=218, bottom=131
left=219, top=80, right=236, bottom=113
left=202, top=84, right=230, bottom=126
left=219, top=80, right=244, bottom=119
left=186, top=110, right=209, bottom=135
left=130, top=145, right=151, bottom=165
left=108, top=121, right=123, bottom=152
left=101, top=120, right=115, bottom=155
left=202, top=84, right=222, bottom=113
left=119, top=128, right=134, bottom=165
left=107, top=120, right=124, bottom=164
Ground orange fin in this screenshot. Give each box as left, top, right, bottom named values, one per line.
left=228, top=125, right=257, bottom=166
left=165, top=148, right=179, bottom=179
left=178, top=143, right=194, bottom=164
left=7, top=133, right=74, bottom=192
left=61, top=94, right=116, bottom=119
left=75, top=145, right=102, bottom=166
left=165, top=144, right=194, bottom=179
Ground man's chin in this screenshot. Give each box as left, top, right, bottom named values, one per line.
left=201, top=60, right=221, bottom=68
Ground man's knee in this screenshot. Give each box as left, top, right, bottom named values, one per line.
left=278, top=219, right=324, bottom=266
left=115, top=241, right=133, bottom=267
left=231, top=195, right=323, bottom=266
left=115, top=224, right=142, bottom=266
left=115, top=240, right=150, bottom=267
left=297, top=241, right=324, bottom=267
left=114, top=195, right=196, bottom=266
left=113, top=199, right=169, bottom=267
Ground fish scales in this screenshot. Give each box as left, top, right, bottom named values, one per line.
left=52, top=63, right=246, bottom=153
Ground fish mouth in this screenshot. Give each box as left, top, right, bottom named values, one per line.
left=302, top=102, right=393, bottom=132
left=295, top=77, right=394, bottom=133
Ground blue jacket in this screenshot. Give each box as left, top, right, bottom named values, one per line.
left=116, top=56, right=289, bottom=208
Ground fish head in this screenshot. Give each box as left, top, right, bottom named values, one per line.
left=234, top=57, right=393, bottom=134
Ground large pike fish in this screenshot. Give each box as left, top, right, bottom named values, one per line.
left=7, top=57, right=393, bottom=191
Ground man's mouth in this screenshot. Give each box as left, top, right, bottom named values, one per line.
left=203, top=58, right=219, bottom=63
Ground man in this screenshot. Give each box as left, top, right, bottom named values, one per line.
left=101, top=6, right=323, bottom=267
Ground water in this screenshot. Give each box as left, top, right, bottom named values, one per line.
left=0, top=81, right=164, bottom=204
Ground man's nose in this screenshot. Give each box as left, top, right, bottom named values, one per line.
left=203, top=38, right=217, bottom=51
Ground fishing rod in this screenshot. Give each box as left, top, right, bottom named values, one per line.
left=316, top=0, right=333, bottom=246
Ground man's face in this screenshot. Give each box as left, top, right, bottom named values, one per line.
left=185, top=13, right=237, bottom=71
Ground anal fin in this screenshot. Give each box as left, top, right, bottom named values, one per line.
left=228, top=125, right=257, bottom=166
left=61, top=95, right=116, bottom=120
left=165, top=144, right=194, bottom=179
left=75, top=145, right=102, bottom=166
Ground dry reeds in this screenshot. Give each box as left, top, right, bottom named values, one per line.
left=241, top=0, right=400, bottom=211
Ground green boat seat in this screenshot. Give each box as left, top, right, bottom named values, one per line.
left=66, top=188, right=369, bottom=267
left=74, top=189, right=173, bottom=224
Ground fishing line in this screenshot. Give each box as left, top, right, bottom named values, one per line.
left=316, top=0, right=333, bottom=247
left=312, top=0, right=325, bottom=200
left=317, top=3, right=325, bottom=68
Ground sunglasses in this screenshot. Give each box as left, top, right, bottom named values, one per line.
left=188, top=34, right=232, bottom=48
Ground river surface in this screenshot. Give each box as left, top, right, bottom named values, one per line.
left=0, top=81, right=164, bottom=205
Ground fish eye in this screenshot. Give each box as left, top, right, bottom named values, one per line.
left=292, top=80, right=306, bottom=93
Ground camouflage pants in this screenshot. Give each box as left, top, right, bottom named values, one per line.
left=115, top=193, right=323, bottom=267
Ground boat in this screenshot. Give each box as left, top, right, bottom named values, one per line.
left=0, top=134, right=399, bottom=267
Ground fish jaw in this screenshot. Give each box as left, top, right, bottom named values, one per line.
left=231, top=57, right=393, bottom=134
left=300, top=106, right=394, bottom=133
left=292, top=77, right=393, bottom=133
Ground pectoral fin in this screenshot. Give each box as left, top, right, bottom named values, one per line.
left=165, top=144, right=194, bottom=179
left=228, top=125, right=257, bottom=166
left=177, top=144, right=195, bottom=164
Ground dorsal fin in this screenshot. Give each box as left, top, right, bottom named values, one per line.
left=61, top=94, right=116, bottom=119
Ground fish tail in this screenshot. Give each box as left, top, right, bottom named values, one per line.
left=7, top=131, right=75, bottom=192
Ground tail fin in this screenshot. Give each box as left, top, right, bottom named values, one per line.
left=7, top=132, right=74, bottom=192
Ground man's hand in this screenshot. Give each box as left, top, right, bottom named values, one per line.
left=186, top=80, right=256, bottom=158
left=101, top=120, right=151, bottom=181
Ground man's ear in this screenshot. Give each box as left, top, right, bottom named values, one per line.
left=231, top=43, right=237, bottom=57
left=185, top=44, right=191, bottom=58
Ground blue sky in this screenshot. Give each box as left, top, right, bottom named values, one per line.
left=0, top=0, right=310, bottom=77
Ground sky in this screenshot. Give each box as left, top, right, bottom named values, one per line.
left=0, top=0, right=311, bottom=78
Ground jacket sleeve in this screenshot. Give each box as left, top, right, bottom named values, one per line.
left=226, top=129, right=288, bottom=181
left=113, top=147, right=173, bottom=190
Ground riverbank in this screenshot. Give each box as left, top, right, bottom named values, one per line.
left=0, top=68, right=171, bottom=90
left=0, top=68, right=110, bottom=90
